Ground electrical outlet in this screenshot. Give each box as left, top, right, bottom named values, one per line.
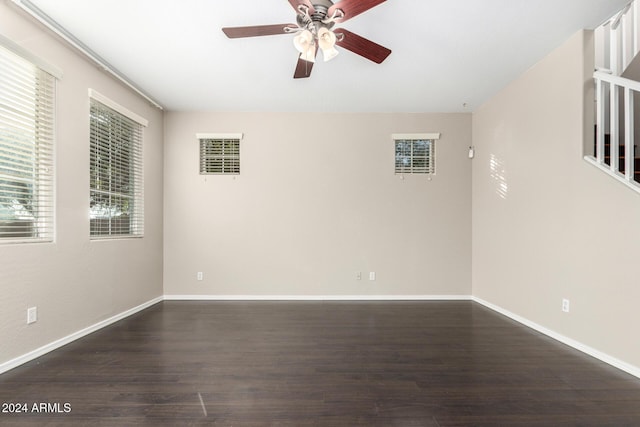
left=562, top=299, right=570, bottom=313
left=369, top=272, right=376, bottom=281
left=27, top=307, right=37, bottom=324
left=356, top=271, right=361, bottom=280
left=197, top=272, right=203, bottom=281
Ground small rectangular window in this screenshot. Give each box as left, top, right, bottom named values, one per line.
left=0, top=42, right=56, bottom=243
left=198, top=133, right=243, bottom=175
left=393, top=133, right=440, bottom=175
left=89, top=91, right=146, bottom=238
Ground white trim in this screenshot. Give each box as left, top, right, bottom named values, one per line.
left=89, top=89, right=149, bottom=127
left=0, top=296, right=163, bottom=375
left=0, top=32, right=62, bottom=78
left=472, top=296, right=640, bottom=380
left=196, top=133, right=244, bottom=140
left=594, top=70, right=640, bottom=92
left=392, top=133, right=441, bottom=140
left=164, top=294, right=472, bottom=301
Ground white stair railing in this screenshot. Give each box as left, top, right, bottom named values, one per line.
left=596, top=1, right=639, bottom=75
left=588, top=71, right=640, bottom=192
left=589, top=2, right=640, bottom=194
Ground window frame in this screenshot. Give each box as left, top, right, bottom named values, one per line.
left=393, top=133, right=440, bottom=175
left=0, top=37, right=60, bottom=244
left=89, top=89, right=147, bottom=240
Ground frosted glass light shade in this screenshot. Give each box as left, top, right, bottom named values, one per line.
left=317, top=27, right=339, bottom=62
left=322, top=46, right=338, bottom=62
left=299, top=43, right=316, bottom=62
left=294, top=29, right=316, bottom=62
left=293, top=30, right=314, bottom=53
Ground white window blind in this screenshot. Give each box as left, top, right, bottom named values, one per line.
left=393, top=133, right=440, bottom=175
left=0, top=43, right=56, bottom=243
left=89, top=95, right=144, bottom=238
left=198, top=133, right=242, bottom=175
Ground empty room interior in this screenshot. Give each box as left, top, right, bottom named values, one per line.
left=2, top=0, right=640, bottom=425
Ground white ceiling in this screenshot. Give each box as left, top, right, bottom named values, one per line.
left=27, top=0, right=628, bottom=112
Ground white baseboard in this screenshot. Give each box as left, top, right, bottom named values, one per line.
left=472, top=296, right=640, bottom=380
left=0, top=296, right=164, bottom=375
left=164, top=294, right=473, bottom=301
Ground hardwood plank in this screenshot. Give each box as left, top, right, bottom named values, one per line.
left=0, top=301, right=639, bottom=425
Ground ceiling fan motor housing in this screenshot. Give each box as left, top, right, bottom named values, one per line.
left=311, top=0, right=335, bottom=12
left=297, top=0, right=337, bottom=32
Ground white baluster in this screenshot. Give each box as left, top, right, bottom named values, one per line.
left=634, top=1, right=639, bottom=60
left=596, top=79, right=605, bottom=164
left=625, top=87, right=634, bottom=181
left=611, top=82, right=619, bottom=172
left=611, top=16, right=620, bottom=74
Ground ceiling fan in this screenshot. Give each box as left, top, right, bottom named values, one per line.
left=222, top=0, right=391, bottom=79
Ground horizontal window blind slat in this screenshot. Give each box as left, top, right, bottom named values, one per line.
left=89, top=97, right=144, bottom=238
left=394, top=138, right=436, bottom=175
left=0, top=43, right=55, bottom=244
left=199, top=138, right=241, bottom=175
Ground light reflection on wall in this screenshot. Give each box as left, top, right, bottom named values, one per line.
left=489, top=154, right=508, bottom=199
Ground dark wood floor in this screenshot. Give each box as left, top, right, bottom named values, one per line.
left=1, top=301, right=640, bottom=426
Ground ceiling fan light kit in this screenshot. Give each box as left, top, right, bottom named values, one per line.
left=222, top=0, right=391, bottom=78
left=317, top=27, right=339, bottom=62
left=293, top=29, right=317, bottom=62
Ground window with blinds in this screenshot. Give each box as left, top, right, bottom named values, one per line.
left=198, top=134, right=242, bottom=175
left=393, top=133, right=440, bottom=175
left=89, top=93, right=145, bottom=238
left=0, top=43, right=56, bottom=243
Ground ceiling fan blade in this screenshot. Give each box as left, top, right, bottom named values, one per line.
left=294, top=57, right=314, bottom=79
left=287, top=0, right=315, bottom=14
left=328, top=0, right=386, bottom=23
left=222, top=24, right=298, bottom=38
left=334, top=29, right=391, bottom=64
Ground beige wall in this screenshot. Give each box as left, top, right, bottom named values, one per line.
left=164, top=112, right=471, bottom=297
left=0, top=3, right=164, bottom=366
left=473, top=30, right=640, bottom=369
